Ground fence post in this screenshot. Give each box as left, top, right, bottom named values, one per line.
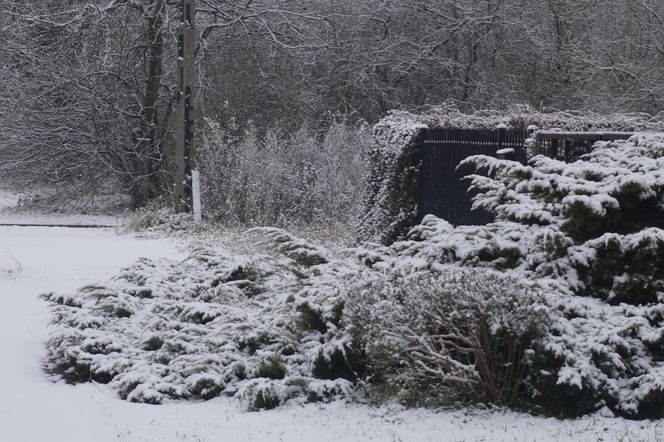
left=497, top=126, right=506, bottom=151
left=191, top=169, right=202, bottom=223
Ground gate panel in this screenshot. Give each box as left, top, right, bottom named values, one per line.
left=418, top=128, right=527, bottom=226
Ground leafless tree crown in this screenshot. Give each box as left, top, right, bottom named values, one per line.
left=1, top=0, right=662, bottom=205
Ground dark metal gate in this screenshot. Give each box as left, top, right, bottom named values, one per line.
left=418, top=128, right=527, bottom=226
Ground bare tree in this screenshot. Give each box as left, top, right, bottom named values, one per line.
left=0, top=0, right=178, bottom=206
left=3, top=0, right=664, bottom=209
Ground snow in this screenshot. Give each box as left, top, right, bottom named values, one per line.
left=0, top=226, right=181, bottom=441
left=497, top=147, right=515, bottom=155
left=371, top=111, right=426, bottom=155
left=0, top=222, right=662, bottom=442
left=375, top=104, right=664, bottom=133
left=1, top=199, right=664, bottom=440
left=0, top=188, right=121, bottom=227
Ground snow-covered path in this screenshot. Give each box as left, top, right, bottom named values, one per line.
left=0, top=188, right=121, bottom=228
left=0, top=226, right=183, bottom=441
left=1, top=225, right=663, bottom=442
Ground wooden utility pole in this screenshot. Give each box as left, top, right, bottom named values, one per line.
left=174, top=0, right=196, bottom=212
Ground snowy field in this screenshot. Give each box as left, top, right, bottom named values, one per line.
left=1, top=209, right=664, bottom=441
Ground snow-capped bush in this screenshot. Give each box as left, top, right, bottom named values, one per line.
left=523, top=289, right=664, bottom=419
left=420, top=132, right=664, bottom=417
left=345, top=267, right=547, bottom=407
left=124, top=201, right=197, bottom=233
left=197, top=119, right=368, bottom=237
left=43, top=132, right=664, bottom=419
left=354, top=132, right=664, bottom=417
left=462, top=133, right=664, bottom=305
left=42, top=231, right=362, bottom=410
left=42, top=225, right=547, bottom=412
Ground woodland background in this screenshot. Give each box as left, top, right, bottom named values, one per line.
left=1, top=0, right=662, bottom=211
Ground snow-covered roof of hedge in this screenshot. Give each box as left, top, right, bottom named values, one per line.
left=376, top=102, right=664, bottom=135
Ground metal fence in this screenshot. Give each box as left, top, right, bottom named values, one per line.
left=535, top=131, right=633, bottom=162
left=418, top=128, right=527, bottom=226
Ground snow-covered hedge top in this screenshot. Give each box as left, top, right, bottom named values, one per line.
left=378, top=102, right=664, bottom=134
left=372, top=114, right=427, bottom=155
left=371, top=103, right=664, bottom=178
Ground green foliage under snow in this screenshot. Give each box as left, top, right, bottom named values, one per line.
left=43, top=133, right=664, bottom=419
left=42, top=229, right=358, bottom=410
left=357, top=106, right=664, bottom=244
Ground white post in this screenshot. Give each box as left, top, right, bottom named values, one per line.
left=191, top=169, right=202, bottom=223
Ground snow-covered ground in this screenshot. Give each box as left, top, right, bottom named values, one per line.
left=0, top=188, right=121, bottom=227
left=1, top=203, right=663, bottom=441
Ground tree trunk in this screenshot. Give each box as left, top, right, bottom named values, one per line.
left=133, top=0, right=166, bottom=207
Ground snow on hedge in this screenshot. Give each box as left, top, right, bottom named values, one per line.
left=381, top=102, right=664, bottom=132
left=461, top=133, right=664, bottom=303
left=43, top=132, right=664, bottom=419
left=358, top=104, right=664, bottom=244
left=42, top=229, right=357, bottom=410
left=356, top=114, right=424, bottom=244
left=42, top=221, right=664, bottom=418
left=42, top=226, right=548, bottom=411
left=454, top=132, right=664, bottom=417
